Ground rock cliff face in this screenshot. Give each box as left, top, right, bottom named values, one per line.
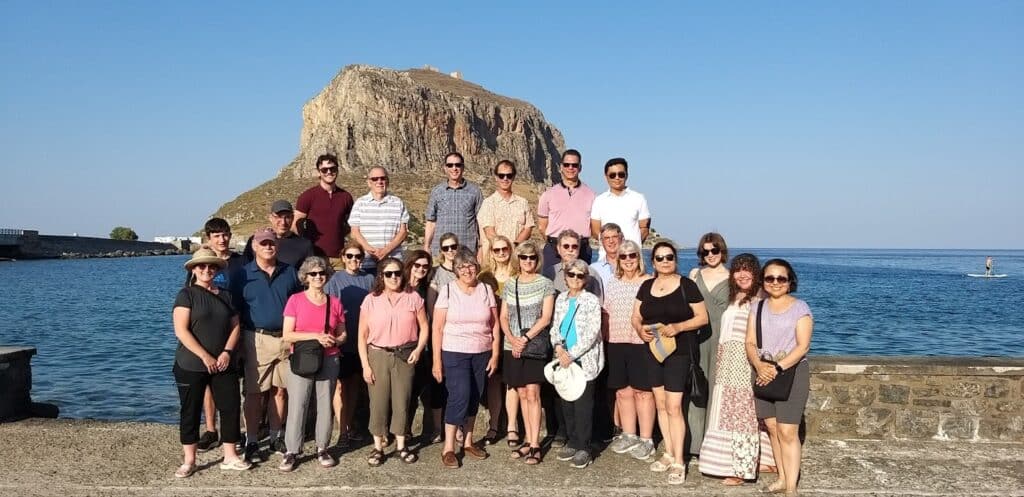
left=213, top=65, right=566, bottom=239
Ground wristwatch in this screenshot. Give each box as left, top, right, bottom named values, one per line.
left=774, top=363, right=784, bottom=373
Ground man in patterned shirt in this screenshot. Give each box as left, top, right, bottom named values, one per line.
left=348, top=166, right=409, bottom=274
left=477, top=159, right=534, bottom=257
left=423, top=152, right=484, bottom=255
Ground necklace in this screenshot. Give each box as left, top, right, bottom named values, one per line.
left=654, top=275, right=676, bottom=293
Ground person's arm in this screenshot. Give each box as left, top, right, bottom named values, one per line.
left=381, top=223, right=408, bottom=257
left=515, top=225, right=532, bottom=244
left=745, top=303, right=777, bottom=384
left=431, top=307, right=446, bottom=361
left=590, top=219, right=602, bottom=242
left=350, top=226, right=375, bottom=253
left=664, top=301, right=709, bottom=337
left=631, top=298, right=653, bottom=343
left=639, top=217, right=651, bottom=242
left=422, top=221, right=437, bottom=253
left=777, top=315, right=813, bottom=370
left=537, top=216, right=549, bottom=238
left=423, top=189, right=439, bottom=251
left=412, top=303, right=429, bottom=363
left=216, top=315, right=242, bottom=371
left=531, top=294, right=555, bottom=336
left=173, top=306, right=216, bottom=373
left=486, top=305, right=501, bottom=376
left=291, top=210, right=308, bottom=236
left=479, top=198, right=496, bottom=242
left=688, top=268, right=698, bottom=280
left=358, top=306, right=374, bottom=384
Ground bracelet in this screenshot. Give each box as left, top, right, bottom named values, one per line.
left=223, top=349, right=233, bottom=355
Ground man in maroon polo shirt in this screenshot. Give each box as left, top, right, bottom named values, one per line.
left=292, top=153, right=354, bottom=268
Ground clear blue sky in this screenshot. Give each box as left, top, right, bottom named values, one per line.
left=1, top=1, right=1021, bottom=248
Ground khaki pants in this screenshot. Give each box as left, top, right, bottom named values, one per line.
left=366, top=347, right=415, bottom=437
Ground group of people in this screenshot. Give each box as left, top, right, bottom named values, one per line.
left=171, top=150, right=814, bottom=494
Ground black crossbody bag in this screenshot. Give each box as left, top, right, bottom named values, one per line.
left=679, top=280, right=709, bottom=407
left=517, top=278, right=552, bottom=360
left=290, top=295, right=330, bottom=377
left=752, top=300, right=797, bottom=401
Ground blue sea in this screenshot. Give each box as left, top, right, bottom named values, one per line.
left=1, top=249, right=1022, bottom=424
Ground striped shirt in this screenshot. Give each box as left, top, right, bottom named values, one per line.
left=477, top=191, right=534, bottom=253
left=349, top=192, right=409, bottom=271
left=501, top=275, right=554, bottom=350
left=425, top=180, right=484, bottom=254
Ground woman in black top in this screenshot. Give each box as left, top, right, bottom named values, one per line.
left=172, top=248, right=251, bottom=477
left=630, top=242, right=708, bottom=485
left=403, top=249, right=445, bottom=441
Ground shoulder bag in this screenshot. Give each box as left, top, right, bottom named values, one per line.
left=290, top=295, right=330, bottom=377
left=517, top=278, right=552, bottom=360
left=679, top=279, right=709, bottom=407
left=752, top=300, right=796, bottom=401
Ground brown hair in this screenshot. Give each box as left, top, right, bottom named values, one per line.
left=370, top=258, right=406, bottom=296
left=696, top=232, right=728, bottom=267
left=402, top=249, right=433, bottom=293
left=339, top=240, right=364, bottom=259
left=728, top=253, right=761, bottom=306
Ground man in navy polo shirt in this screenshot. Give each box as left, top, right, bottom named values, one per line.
left=231, top=228, right=302, bottom=462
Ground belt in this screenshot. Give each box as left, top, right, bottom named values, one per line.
left=547, top=236, right=589, bottom=244
left=369, top=342, right=416, bottom=353
left=252, top=328, right=282, bottom=338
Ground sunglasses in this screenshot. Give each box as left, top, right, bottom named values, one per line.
left=382, top=270, right=402, bottom=278
left=412, top=262, right=430, bottom=270
left=518, top=254, right=538, bottom=261
left=445, top=162, right=464, bottom=168
left=700, top=247, right=722, bottom=257
left=319, top=166, right=339, bottom=174
left=653, top=254, right=676, bottom=262
left=764, top=275, right=790, bottom=284
left=194, top=263, right=219, bottom=271
left=561, top=162, right=581, bottom=169
left=307, top=271, right=327, bottom=277
left=495, top=173, right=515, bottom=180
left=606, top=171, right=627, bottom=179
left=561, top=243, right=579, bottom=251
left=343, top=253, right=364, bottom=260
left=566, top=271, right=587, bottom=280
left=491, top=246, right=510, bottom=253
left=618, top=252, right=639, bottom=260
left=440, top=244, right=459, bottom=252
left=368, top=176, right=388, bottom=182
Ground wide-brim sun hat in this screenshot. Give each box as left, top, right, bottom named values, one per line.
left=184, top=248, right=227, bottom=270
left=544, top=360, right=586, bottom=402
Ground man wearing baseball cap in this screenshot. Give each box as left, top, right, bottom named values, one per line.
left=244, top=200, right=315, bottom=268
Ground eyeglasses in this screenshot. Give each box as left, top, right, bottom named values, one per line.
left=194, top=263, right=218, bottom=271
left=606, top=171, right=627, bottom=179
left=764, top=275, right=790, bottom=284
left=561, top=243, right=579, bottom=251
left=561, top=162, right=581, bottom=169
left=700, top=247, right=722, bottom=257
left=382, top=270, right=402, bottom=278
left=368, top=176, right=388, bottom=182
left=566, top=271, right=587, bottom=280
left=518, top=254, right=538, bottom=261
left=319, top=166, right=339, bottom=174
left=495, top=173, right=515, bottom=180
left=491, top=246, right=510, bottom=253
left=307, top=271, right=327, bottom=277
left=457, top=264, right=477, bottom=272
left=440, top=244, right=459, bottom=252
left=445, top=162, right=464, bottom=168
left=412, top=262, right=430, bottom=270
left=343, top=253, right=364, bottom=260
left=653, top=254, right=676, bottom=262
left=618, top=252, right=639, bottom=260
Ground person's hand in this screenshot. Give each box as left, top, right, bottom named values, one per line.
left=215, top=352, right=231, bottom=372
left=407, top=349, right=421, bottom=365
left=556, top=347, right=572, bottom=368
left=486, top=354, right=499, bottom=377
left=201, top=354, right=218, bottom=374
left=660, top=323, right=679, bottom=338
left=510, top=335, right=527, bottom=353
left=317, top=335, right=336, bottom=348
left=755, top=362, right=778, bottom=386
left=362, top=366, right=375, bottom=385
left=432, top=361, right=443, bottom=383
left=638, top=324, right=655, bottom=343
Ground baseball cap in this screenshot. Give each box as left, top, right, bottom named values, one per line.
left=253, top=227, right=278, bottom=244
left=270, top=200, right=293, bottom=214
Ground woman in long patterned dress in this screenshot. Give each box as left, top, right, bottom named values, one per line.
left=699, top=253, right=775, bottom=485
left=687, top=232, right=730, bottom=454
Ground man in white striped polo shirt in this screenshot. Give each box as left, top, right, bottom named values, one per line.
left=348, top=166, right=410, bottom=273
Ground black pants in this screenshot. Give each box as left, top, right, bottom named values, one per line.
left=542, top=382, right=566, bottom=438
left=560, top=379, right=596, bottom=452
left=173, top=363, right=241, bottom=445
left=592, top=368, right=614, bottom=440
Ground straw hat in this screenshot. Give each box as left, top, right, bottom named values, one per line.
left=543, top=360, right=586, bottom=402
left=184, top=248, right=228, bottom=270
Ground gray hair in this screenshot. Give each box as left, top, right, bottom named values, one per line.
left=297, top=256, right=334, bottom=285
left=557, top=229, right=581, bottom=244
left=600, top=223, right=622, bottom=236
left=615, top=240, right=646, bottom=278
left=565, top=259, right=590, bottom=277
left=452, top=247, right=480, bottom=272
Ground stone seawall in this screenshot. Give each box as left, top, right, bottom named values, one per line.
left=0, top=346, right=36, bottom=421
left=806, top=356, right=1024, bottom=442
left=16, top=232, right=179, bottom=259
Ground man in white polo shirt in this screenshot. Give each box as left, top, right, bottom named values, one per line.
left=348, top=166, right=409, bottom=273
left=590, top=158, right=651, bottom=260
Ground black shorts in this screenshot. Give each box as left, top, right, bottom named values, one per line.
left=337, top=351, right=363, bottom=379
left=606, top=342, right=654, bottom=391
left=646, top=346, right=691, bottom=394
left=502, top=350, right=547, bottom=387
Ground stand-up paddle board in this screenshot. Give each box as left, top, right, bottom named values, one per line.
left=967, top=274, right=1007, bottom=278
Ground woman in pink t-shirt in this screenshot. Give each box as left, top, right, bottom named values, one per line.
left=432, top=248, right=500, bottom=468
left=279, top=256, right=345, bottom=472
left=358, top=257, right=428, bottom=466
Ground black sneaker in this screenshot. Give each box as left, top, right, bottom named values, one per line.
left=270, top=438, right=287, bottom=455
left=196, top=431, right=220, bottom=453
left=570, top=449, right=593, bottom=469
left=244, top=442, right=265, bottom=463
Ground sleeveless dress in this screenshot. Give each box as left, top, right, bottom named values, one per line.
left=698, top=298, right=776, bottom=479
left=689, top=270, right=729, bottom=454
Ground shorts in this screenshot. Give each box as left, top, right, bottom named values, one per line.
left=502, top=350, right=546, bottom=387
left=337, top=350, right=363, bottom=379
left=242, top=331, right=286, bottom=394
left=754, top=360, right=810, bottom=425
left=646, top=346, right=691, bottom=394
left=606, top=342, right=653, bottom=391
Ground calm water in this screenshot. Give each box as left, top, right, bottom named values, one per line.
left=1, top=249, right=1022, bottom=424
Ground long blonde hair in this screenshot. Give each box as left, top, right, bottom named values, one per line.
left=482, top=235, right=519, bottom=278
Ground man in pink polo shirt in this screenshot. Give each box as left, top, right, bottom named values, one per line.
left=538, top=149, right=596, bottom=279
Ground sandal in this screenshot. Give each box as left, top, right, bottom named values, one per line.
left=649, top=452, right=675, bottom=472
left=760, top=465, right=778, bottom=474
left=367, top=448, right=385, bottom=467
left=219, top=458, right=253, bottom=471
left=524, top=446, right=542, bottom=465
left=397, top=447, right=418, bottom=464
left=506, top=430, right=522, bottom=448
left=510, top=445, right=531, bottom=460
left=174, top=463, right=196, bottom=478
left=482, top=428, right=500, bottom=445
left=723, top=477, right=745, bottom=486
left=667, top=463, right=686, bottom=485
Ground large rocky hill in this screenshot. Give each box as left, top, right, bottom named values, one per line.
left=212, top=65, right=565, bottom=243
